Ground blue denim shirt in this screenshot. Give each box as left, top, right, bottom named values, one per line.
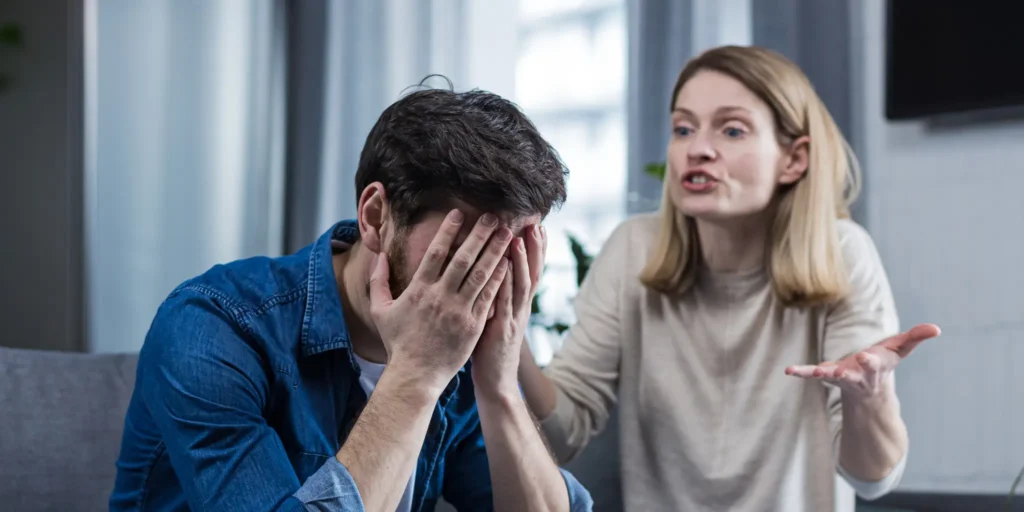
left=110, top=220, right=592, bottom=511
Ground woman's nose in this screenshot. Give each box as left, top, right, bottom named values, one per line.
left=687, top=133, right=717, bottom=163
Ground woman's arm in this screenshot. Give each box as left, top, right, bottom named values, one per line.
left=838, top=375, right=907, bottom=482
left=518, top=221, right=633, bottom=463
left=786, top=221, right=938, bottom=498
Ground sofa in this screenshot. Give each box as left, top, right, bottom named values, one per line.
left=0, top=346, right=138, bottom=511
left=0, top=346, right=623, bottom=511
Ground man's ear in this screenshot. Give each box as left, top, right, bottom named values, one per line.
left=779, top=135, right=810, bottom=185
left=357, top=183, right=389, bottom=253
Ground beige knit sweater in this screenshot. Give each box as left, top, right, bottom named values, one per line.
left=540, top=213, right=906, bottom=512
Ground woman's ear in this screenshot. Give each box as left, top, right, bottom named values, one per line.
left=779, top=135, right=810, bottom=185
left=357, top=183, right=388, bottom=253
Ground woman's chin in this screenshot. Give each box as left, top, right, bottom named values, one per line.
left=675, top=198, right=724, bottom=220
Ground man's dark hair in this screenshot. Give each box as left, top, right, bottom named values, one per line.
left=354, top=78, right=568, bottom=227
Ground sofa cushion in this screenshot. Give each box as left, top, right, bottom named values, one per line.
left=0, top=347, right=138, bottom=511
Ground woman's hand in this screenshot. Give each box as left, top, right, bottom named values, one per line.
left=785, top=323, right=941, bottom=400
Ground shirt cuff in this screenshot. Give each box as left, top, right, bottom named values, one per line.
left=838, top=448, right=907, bottom=500
left=559, top=467, right=595, bottom=512
left=293, top=456, right=366, bottom=511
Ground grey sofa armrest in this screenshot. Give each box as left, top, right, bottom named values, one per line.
left=0, top=346, right=138, bottom=511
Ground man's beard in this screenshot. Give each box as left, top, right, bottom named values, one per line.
left=384, top=231, right=412, bottom=298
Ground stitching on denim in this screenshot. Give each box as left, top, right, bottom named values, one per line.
left=180, top=284, right=247, bottom=312
left=137, top=441, right=167, bottom=510
left=255, top=286, right=305, bottom=315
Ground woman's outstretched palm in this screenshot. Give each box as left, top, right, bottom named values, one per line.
left=785, top=324, right=941, bottom=398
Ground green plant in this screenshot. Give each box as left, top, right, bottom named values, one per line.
left=530, top=233, right=592, bottom=335
left=0, top=22, right=24, bottom=93
left=530, top=161, right=663, bottom=335
left=644, top=161, right=666, bottom=182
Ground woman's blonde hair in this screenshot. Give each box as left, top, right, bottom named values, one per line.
left=638, top=45, right=861, bottom=307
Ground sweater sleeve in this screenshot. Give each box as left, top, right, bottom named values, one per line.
left=539, top=220, right=632, bottom=464
left=822, top=220, right=905, bottom=497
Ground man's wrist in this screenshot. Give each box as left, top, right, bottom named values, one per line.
left=473, top=376, right=522, bottom=405
left=379, top=360, right=450, bottom=404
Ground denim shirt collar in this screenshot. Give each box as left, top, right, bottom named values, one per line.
left=300, top=220, right=360, bottom=357
left=299, top=220, right=465, bottom=376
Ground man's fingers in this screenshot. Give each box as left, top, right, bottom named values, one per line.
left=413, top=209, right=465, bottom=283
left=474, top=258, right=509, bottom=318
left=494, top=263, right=515, bottom=323
left=454, top=226, right=512, bottom=300
left=526, top=225, right=545, bottom=292
left=541, top=225, right=548, bottom=261
left=368, top=253, right=393, bottom=314
left=511, top=237, right=532, bottom=313
left=441, top=214, right=502, bottom=292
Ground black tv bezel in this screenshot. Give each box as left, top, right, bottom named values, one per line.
left=884, top=0, right=1024, bottom=121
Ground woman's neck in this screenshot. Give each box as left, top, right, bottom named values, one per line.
left=695, top=214, right=770, bottom=273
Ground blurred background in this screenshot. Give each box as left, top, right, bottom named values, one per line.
left=1, top=0, right=1022, bottom=510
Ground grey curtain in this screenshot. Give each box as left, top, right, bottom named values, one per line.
left=751, top=0, right=863, bottom=223
left=85, top=0, right=478, bottom=352
left=625, top=0, right=694, bottom=214
left=87, top=0, right=287, bottom=353
left=283, top=0, right=466, bottom=253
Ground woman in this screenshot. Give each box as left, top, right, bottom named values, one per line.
left=518, top=45, right=940, bottom=512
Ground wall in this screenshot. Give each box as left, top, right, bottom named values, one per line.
left=852, top=0, right=1024, bottom=495
left=0, top=0, right=84, bottom=352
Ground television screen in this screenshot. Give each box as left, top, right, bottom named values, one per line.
left=885, top=1, right=1024, bottom=120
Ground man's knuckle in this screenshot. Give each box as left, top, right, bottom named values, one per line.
left=471, top=268, right=488, bottom=284
left=426, top=246, right=447, bottom=264
left=441, top=308, right=463, bottom=324
left=451, top=256, right=472, bottom=272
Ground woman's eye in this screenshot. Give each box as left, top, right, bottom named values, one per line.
left=724, top=127, right=745, bottom=138
left=674, top=126, right=693, bottom=137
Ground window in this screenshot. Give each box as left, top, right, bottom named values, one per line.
left=515, top=0, right=628, bottom=365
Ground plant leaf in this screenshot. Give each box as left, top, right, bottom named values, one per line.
left=644, top=161, right=667, bottom=181
left=566, top=233, right=593, bottom=287
left=0, top=23, right=23, bottom=47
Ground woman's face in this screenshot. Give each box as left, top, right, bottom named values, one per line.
left=666, top=70, right=803, bottom=222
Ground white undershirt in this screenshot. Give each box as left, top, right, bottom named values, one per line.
left=352, top=353, right=416, bottom=512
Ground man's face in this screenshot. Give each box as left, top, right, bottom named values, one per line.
left=384, top=206, right=541, bottom=298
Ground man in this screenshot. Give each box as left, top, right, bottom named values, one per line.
left=110, top=85, right=593, bottom=511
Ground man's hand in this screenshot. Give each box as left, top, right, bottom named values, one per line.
left=340, top=210, right=512, bottom=512
left=369, top=209, right=513, bottom=393
left=472, top=224, right=546, bottom=397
